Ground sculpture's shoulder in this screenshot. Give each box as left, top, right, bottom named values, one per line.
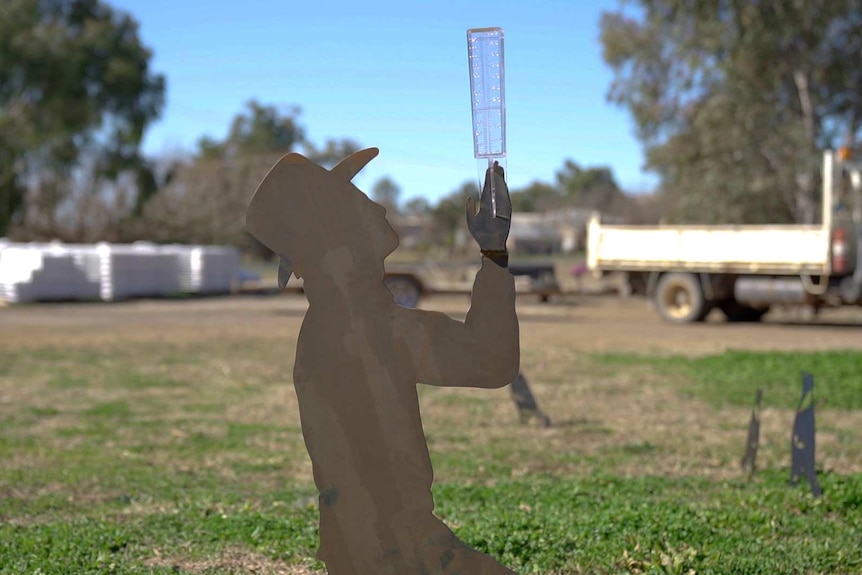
left=390, top=303, right=438, bottom=334
left=390, top=305, right=460, bottom=354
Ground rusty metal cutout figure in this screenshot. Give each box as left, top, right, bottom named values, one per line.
left=789, top=372, right=822, bottom=497
left=740, top=388, right=762, bottom=480
left=246, top=148, right=520, bottom=574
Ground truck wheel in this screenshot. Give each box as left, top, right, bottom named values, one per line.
left=384, top=275, right=421, bottom=309
left=719, top=300, right=770, bottom=322
left=655, top=273, right=707, bottom=323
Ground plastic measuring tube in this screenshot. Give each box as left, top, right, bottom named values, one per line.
left=467, top=27, right=506, bottom=217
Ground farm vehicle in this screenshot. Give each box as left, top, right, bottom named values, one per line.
left=586, top=150, right=862, bottom=323
left=380, top=261, right=565, bottom=308
left=269, top=259, right=601, bottom=309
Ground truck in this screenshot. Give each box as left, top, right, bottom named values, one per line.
left=370, top=262, right=559, bottom=308
left=380, top=261, right=565, bottom=308
left=586, top=150, right=862, bottom=323
left=259, top=259, right=580, bottom=309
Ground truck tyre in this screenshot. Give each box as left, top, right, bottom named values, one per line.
left=719, top=300, right=770, bottom=322
left=655, top=273, right=708, bottom=324
left=384, top=275, right=422, bottom=309
left=537, top=270, right=557, bottom=303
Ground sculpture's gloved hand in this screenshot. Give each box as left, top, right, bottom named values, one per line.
left=466, top=161, right=511, bottom=267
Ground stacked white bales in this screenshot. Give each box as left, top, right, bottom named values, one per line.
left=0, top=242, right=102, bottom=303
left=0, top=241, right=241, bottom=304
left=163, top=244, right=241, bottom=294
left=96, top=242, right=183, bottom=301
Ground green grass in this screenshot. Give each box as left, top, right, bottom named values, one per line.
left=592, top=349, right=862, bottom=409
left=1, top=500, right=321, bottom=574
left=2, top=334, right=861, bottom=573
left=1, top=473, right=860, bottom=574
left=439, top=471, right=862, bottom=574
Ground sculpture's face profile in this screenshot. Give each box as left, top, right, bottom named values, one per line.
left=357, top=190, right=400, bottom=263
left=246, top=148, right=398, bottom=280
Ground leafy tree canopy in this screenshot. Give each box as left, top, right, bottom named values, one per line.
left=601, top=0, right=862, bottom=223
left=371, top=176, right=401, bottom=214
left=509, top=161, right=625, bottom=213
left=142, top=100, right=364, bottom=252
left=0, top=0, right=165, bottom=236
left=197, top=101, right=304, bottom=161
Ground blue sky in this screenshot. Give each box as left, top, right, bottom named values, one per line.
left=112, top=0, right=655, bottom=204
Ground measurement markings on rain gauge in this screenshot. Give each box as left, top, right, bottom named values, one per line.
left=467, top=27, right=506, bottom=216
left=467, top=27, right=506, bottom=159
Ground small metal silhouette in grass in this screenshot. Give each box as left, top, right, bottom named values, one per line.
left=789, top=372, right=822, bottom=497
left=509, top=372, right=551, bottom=428
left=740, top=388, right=763, bottom=480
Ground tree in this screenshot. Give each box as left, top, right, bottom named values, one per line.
left=600, top=1, right=862, bottom=224
left=403, top=197, right=431, bottom=216
left=371, top=176, right=401, bottom=213
left=509, top=181, right=558, bottom=212
left=614, top=191, right=668, bottom=225
left=143, top=101, right=301, bottom=248
left=431, top=181, right=477, bottom=251
left=0, top=0, right=165, bottom=237
left=197, top=101, right=304, bottom=160
left=304, top=138, right=361, bottom=169
left=508, top=164, right=625, bottom=213
left=555, top=161, right=626, bottom=212
left=141, top=100, right=362, bottom=252
left=142, top=152, right=276, bottom=248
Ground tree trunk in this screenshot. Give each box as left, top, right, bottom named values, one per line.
left=793, top=69, right=817, bottom=224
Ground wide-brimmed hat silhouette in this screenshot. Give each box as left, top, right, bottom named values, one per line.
left=246, top=147, right=397, bottom=283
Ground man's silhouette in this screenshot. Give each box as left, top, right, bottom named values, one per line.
left=790, top=372, right=821, bottom=497
left=740, top=389, right=762, bottom=479
left=246, top=148, right=520, bottom=574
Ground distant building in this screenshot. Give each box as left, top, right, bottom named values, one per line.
left=507, top=208, right=619, bottom=254
left=407, top=206, right=624, bottom=255
left=389, top=214, right=433, bottom=249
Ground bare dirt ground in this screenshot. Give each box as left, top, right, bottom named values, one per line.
left=2, top=292, right=860, bottom=484
left=2, top=292, right=860, bottom=355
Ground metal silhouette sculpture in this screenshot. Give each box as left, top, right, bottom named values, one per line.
left=246, top=148, right=520, bottom=574
left=510, top=372, right=551, bottom=427
left=740, top=388, right=762, bottom=480
left=789, top=372, right=822, bottom=497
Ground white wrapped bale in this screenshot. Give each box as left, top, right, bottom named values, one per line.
left=163, top=244, right=240, bottom=294
left=0, top=243, right=101, bottom=303
left=0, top=245, right=42, bottom=303
left=0, top=241, right=240, bottom=303
left=14, top=255, right=101, bottom=302
left=189, top=245, right=240, bottom=294
left=97, top=242, right=182, bottom=301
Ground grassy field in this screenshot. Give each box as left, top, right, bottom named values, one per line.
left=1, top=298, right=861, bottom=574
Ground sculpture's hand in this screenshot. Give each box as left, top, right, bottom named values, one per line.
left=466, top=161, right=511, bottom=267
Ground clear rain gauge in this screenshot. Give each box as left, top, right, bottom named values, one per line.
left=467, top=27, right=506, bottom=217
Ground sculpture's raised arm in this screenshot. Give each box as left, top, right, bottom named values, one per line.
left=407, top=163, right=520, bottom=388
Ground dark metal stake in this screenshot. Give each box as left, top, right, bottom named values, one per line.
left=790, top=372, right=822, bottom=497
left=509, top=372, right=551, bottom=428
left=740, top=388, right=763, bottom=480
